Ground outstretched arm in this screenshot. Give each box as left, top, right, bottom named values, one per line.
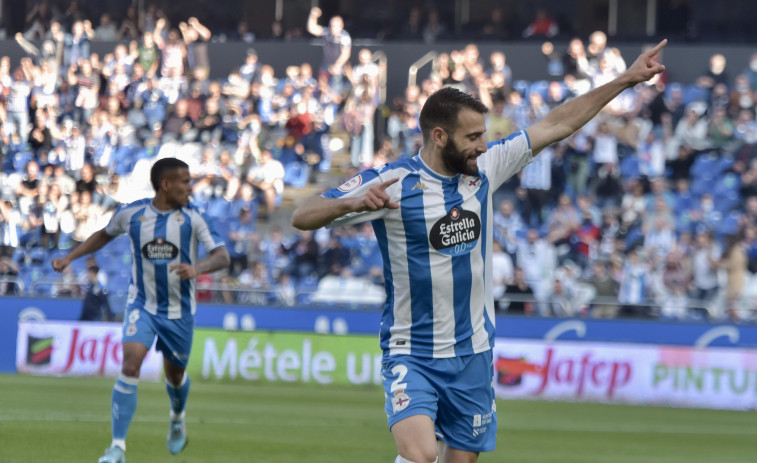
left=526, top=39, right=666, bottom=155
left=307, top=7, right=324, bottom=36
left=51, top=229, right=115, bottom=271
left=292, top=178, right=399, bottom=230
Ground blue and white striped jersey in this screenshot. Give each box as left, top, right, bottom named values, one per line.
left=105, top=199, right=225, bottom=319
left=324, top=130, right=533, bottom=358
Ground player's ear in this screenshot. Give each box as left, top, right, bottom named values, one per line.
left=431, top=126, right=447, bottom=148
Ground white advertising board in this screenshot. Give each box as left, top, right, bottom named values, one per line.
left=493, top=339, right=757, bottom=410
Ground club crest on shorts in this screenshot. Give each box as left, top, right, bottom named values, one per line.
left=338, top=175, right=362, bottom=192
left=392, top=390, right=411, bottom=413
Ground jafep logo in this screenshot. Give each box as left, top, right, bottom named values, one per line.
left=27, top=335, right=54, bottom=365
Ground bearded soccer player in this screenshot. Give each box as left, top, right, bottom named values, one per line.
left=52, top=157, right=230, bottom=463
left=292, top=41, right=666, bottom=463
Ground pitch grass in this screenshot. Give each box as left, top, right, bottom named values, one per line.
left=1, top=374, right=756, bottom=463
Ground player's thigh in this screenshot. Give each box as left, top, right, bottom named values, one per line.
left=154, top=316, right=194, bottom=368
left=382, top=355, right=439, bottom=459
left=121, top=308, right=158, bottom=375
left=436, top=351, right=497, bottom=454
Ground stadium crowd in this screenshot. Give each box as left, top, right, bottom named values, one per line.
left=2, top=4, right=757, bottom=323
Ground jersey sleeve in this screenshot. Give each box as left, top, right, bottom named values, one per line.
left=480, top=130, right=534, bottom=191
left=194, top=209, right=226, bottom=252
left=322, top=167, right=399, bottom=228
left=104, top=203, right=129, bottom=237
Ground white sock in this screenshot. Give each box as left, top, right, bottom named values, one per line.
left=111, top=439, right=126, bottom=451
left=394, top=457, right=438, bottom=463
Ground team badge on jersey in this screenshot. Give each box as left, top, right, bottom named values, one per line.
left=338, top=175, right=362, bottom=192
left=174, top=211, right=185, bottom=224
left=429, top=207, right=481, bottom=256
left=142, top=237, right=179, bottom=264
left=391, top=390, right=411, bottom=413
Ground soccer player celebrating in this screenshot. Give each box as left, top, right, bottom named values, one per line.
left=292, top=40, right=666, bottom=463
left=52, top=158, right=230, bottom=463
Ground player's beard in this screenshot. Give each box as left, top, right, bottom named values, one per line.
left=441, top=137, right=479, bottom=176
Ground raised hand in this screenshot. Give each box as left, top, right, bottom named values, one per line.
left=625, top=39, right=667, bottom=85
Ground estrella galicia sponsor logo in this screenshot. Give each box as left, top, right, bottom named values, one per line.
left=429, top=207, right=480, bottom=256
left=27, top=335, right=54, bottom=365
left=142, top=237, right=179, bottom=264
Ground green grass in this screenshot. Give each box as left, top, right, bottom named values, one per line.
left=1, top=374, right=756, bottom=462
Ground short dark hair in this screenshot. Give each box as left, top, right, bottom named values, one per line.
left=419, top=87, right=488, bottom=141
left=150, top=158, right=189, bottom=191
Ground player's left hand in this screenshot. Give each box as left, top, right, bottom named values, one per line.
left=170, top=263, right=198, bottom=280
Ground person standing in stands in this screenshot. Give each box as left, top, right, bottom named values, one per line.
left=307, top=7, right=351, bottom=93
left=52, top=158, right=229, bottom=463
left=292, top=41, right=667, bottom=463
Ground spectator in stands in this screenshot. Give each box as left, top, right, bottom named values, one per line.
left=0, top=198, right=21, bottom=258
left=154, top=18, right=186, bottom=79
left=658, top=250, right=693, bottom=320
left=117, top=5, right=141, bottom=41
left=695, top=53, right=729, bottom=92
left=491, top=240, right=514, bottom=312
left=480, top=6, right=511, bottom=40
left=493, top=197, right=525, bottom=256
left=237, top=260, right=270, bottom=305
left=227, top=207, right=257, bottom=276
left=397, top=6, right=423, bottom=41
left=423, top=9, right=447, bottom=44
left=502, top=267, right=535, bottom=314
left=307, top=7, right=351, bottom=93
left=6, top=61, right=33, bottom=141
left=0, top=256, right=20, bottom=295
left=79, top=265, right=113, bottom=321
left=180, top=17, right=212, bottom=76
left=617, top=247, right=651, bottom=317
left=282, top=229, right=320, bottom=280
left=246, top=148, right=284, bottom=219
left=320, top=234, right=350, bottom=278
left=720, top=232, right=748, bottom=321
left=691, top=230, right=721, bottom=312
left=63, top=20, right=92, bottom=68
left=523, top=8, right=559, bottom=39
left=516, top=228, right=556, bottom=310
left=94, top=13, right=118, bottom=41
left=583, top=260, right=619, bottom=318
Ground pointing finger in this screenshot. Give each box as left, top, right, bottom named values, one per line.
left=378, top=177, right=399, bottom=191
left=646, top=39, right=667, bottom=58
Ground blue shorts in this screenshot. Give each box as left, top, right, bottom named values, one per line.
left=122, top=308, right=194, bottom=368
left=381, top=350, right=497, bottom=453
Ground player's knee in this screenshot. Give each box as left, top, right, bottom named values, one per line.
left=121, top=362, right=141, bottom=378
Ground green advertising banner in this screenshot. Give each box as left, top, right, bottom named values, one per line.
left=188, top=330, right=383, bottom=386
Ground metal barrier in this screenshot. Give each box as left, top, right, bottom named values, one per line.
left=0, top=277, right=24, bottom=295
left=407, top=50, right=438, bottom=88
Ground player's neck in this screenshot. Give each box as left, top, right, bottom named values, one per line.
left=419, top=146, right=455, bottom=178
left=151, top=196, right=177, bottom=213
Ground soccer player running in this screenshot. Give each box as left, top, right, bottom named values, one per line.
left=52, top=158, right=230, bottom=463
left=292, top=41, right=666, bottom=463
